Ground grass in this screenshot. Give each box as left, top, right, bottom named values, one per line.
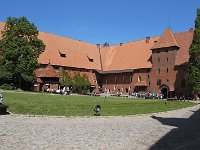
left=2, top=90, right=196, bottom=116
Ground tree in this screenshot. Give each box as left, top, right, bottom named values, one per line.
left=60, top=69, right=72, bottom=87
left=0, top=17, right=45, bottom=89
left=72, top=73, right=82, bottom=93
left=188, top=9, right=200, bottom=96
left=60, top=71, right=90, bottom=94
left=72, top=73, right=90, bottom=94
left=81, top=74, right=90, bottom=94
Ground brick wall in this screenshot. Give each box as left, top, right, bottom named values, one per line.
left=101, top=69, right=150, bottom=94
left=149, top=47, right=181, bottom=96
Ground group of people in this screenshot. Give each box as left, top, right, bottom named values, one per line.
left=0, top=92, right=3, bottom=104
left=125, top=92, right=164, bottom=99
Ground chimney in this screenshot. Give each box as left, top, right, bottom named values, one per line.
left=146, top=36, right=150, bottom=43
left=120, top=43, right=123, bottom=46
left=189, top=28, right=194, bottom=32
left=103, top=42, right=109, bottom=47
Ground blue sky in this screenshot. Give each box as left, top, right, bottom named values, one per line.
left=0, top=0, right=199, bottom=45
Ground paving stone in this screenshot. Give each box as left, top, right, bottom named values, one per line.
left=0, top=105, right=199, bottom=150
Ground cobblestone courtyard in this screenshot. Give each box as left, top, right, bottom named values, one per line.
left=1, top=104, right=200, bottom=150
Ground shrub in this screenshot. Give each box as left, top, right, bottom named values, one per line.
left=0, top=83, right=15, bottom=90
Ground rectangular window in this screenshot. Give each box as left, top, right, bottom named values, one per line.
left=130, top=76, right=132, bottom=82
left=138, top=76, right=141, bottom=82
left=157, top=79, right=161, bottom=85
left=158, top=68, right=160, bottom=74
left=123, top=76, right=125, bottom=82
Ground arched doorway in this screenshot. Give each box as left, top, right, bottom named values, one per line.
left=160, top=85, right=169, bottom=99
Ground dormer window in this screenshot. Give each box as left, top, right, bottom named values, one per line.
left=60, top=53, right=66, bottom=57
left=87, top=56, right=93, bottom=62
left=87, top=53, right=94, bottom=62
left=58, top=49, right=66, bottom=57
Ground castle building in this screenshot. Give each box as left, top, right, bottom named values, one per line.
left=0, top=22, right=194, bottom=98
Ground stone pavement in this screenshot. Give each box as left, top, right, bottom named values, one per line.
left=0, top=104, right=200, bottom=150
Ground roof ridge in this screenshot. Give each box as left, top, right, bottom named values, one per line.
left=39, top=31, right=97, bottom=46
left=109, top=36, right=159, bottom=48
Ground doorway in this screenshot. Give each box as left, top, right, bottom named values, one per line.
left=160, top=85, right=169, bottom=99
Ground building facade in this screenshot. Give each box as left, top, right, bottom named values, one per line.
left=0, top=22, right=194, bottom=99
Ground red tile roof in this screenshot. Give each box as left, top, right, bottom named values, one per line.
left=35, top=64, right=61, bottom=78
left=0, top=21, right=194, bottom=72
left=151, top=28, right=180, bottom=49
left=38, top=32, right=102, bottom=70
left=174, top=30, right=194, bottom=65
left=101, top=37, right=159, bottom=71
left=0, top=21, right=101, bottom=71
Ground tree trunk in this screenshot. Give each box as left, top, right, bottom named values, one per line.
left=17, top=74, right=22, bottom=90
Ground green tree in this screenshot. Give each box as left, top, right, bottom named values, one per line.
left=0, top=55, right=12, bottom=80
left=60, top=69, right=72, bottom=87
left=72, top=73, right=90, bottom=94
left=72, top=73, right=82, bottom=93
left=0, top=17, right=45, bottom=89
left=188, top=9, right=200, bottom=95
left=81, top=74, right=90, bottom=94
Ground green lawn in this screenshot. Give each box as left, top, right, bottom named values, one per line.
left=2, top=91, right=196, bottom=116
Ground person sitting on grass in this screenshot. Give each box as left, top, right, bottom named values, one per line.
left=94, top=105, right=101, bottom=115
left=0, top=92, right=3, bottom=104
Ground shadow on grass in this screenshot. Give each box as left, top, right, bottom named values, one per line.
left=149, top=106, right=200, bottom=150
left=93, top=114, right=101, bottom=116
